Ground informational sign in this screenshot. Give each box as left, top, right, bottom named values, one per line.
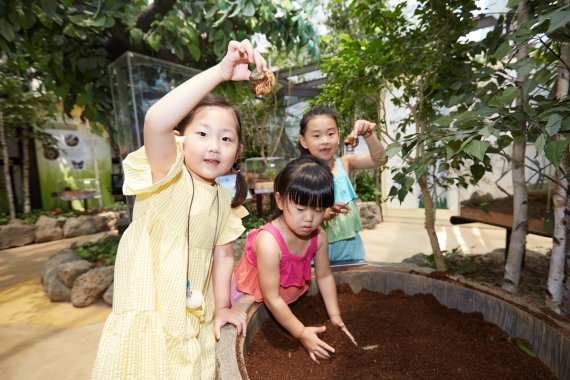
left=35, top=115, right=113, bottom=211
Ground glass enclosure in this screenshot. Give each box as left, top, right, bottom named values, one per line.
left=108, top=51, right=201, bottom=158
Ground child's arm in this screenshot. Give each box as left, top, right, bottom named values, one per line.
left=256, top=230, right=335, bottom=363
left=143, top=39, right=268, bottom=183
left=313, top=228, right=357, bottom=345
left=213, top=242, right=247, bottom=340
left=342, top=119, right=386, bottom=176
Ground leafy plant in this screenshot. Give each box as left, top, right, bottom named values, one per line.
left=354, top=169, right=380, bottom=202
left=74, top=235, right=120, bottom=266
left=242, top=214, right=266, bottom=233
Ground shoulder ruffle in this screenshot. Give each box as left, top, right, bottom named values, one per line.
left=218, top=204, right=248, bottom=246
left=122, top=136, right=185, bottom=196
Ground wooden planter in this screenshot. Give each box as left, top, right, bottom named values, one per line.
left=215, top=265, right=570, bottom=380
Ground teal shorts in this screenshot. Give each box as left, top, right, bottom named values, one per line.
left=328, top=233, right=365, bottom=262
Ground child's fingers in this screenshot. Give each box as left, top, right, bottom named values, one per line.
left=253, top=50, right=267, bottom=72
left=309, top=352, right=320, bottom=364
left=342, top=327, right=358, bottom=346
left=239, top=39, right=255, bottom=63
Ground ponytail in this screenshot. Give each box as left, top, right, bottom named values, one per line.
left=231, top=164, right=248, bottom=208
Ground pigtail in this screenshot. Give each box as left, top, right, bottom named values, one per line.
left=231, top=163, right=248, bottom=208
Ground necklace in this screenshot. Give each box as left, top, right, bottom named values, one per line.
left=185, top=170, right=219, bottom=319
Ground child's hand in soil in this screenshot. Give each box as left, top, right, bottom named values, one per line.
left=331, top=315, right=358, bottom=346
left=324, top=202, right=350, bottom=221
left=299, top=326, right=335, bottom=364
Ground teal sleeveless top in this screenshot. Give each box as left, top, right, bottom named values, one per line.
left=323, top=158, right=362, bottom=243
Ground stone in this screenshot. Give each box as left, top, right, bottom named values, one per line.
left=63, top=215, right=98, bottom=238
left=0, top=219, right=35, bottom=249
left=57, top=260, right=93, bottom=287
left=34, top=215, right=64, bottom=243
left=102, top=282, right=114, bottom=306
left=45, top=275, right=71, bottom=302
left=93, top=211, right=117, bottom=232
left=71, top=266, right=114, bottom=307
left=41, top=249, right=81, bottom=285
left=358, top=201, right=382, bottom=229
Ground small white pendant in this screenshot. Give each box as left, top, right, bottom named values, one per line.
left=186, top=288, right=204, bottom=309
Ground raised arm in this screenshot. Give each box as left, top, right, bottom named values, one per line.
left=256, top=230, right=335, bottom=363
left=143, top=39, right=267, bottom=182
left=342, top=119, right=386, bottom=175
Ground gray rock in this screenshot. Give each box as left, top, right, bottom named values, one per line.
left=34, top=215, right=63, bottom=243
left=102, top=282, right=114, bottom=306
left=45, top=275, right=71, bottom=302
left=71, top=266, right=115, bottom=307
left=63, top=215, right=98, bottom=238
left=41, top=249, right=81, bottom=285
left=358, top=201, right=382, bottom=229
left=0, top=219, right=35, bottom=249
left=402, top=253, right=432, bottom=267
left=94, top=211, right=118, bottom=232
left=58, top=260, right=93, bottom=287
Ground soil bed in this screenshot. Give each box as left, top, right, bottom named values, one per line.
left=244, top=284, right=556, bottom=380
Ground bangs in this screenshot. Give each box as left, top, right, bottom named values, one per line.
left=284, top=169, right=334, bottom=209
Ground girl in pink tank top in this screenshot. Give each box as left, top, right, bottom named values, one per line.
left=232, top=156, right=356, bottom=363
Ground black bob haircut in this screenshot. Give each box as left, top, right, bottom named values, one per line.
left=272, top=155, right=335, bottom=218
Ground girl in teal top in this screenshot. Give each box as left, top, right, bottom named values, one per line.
left=298, top=106, right=385, bottom=262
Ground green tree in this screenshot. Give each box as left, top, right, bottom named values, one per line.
left=0, top=62, right=56, bottom=217
left=446, top=0, right=570, bottom=312
left=0, top=0, right=320, bottom=125
left=319, top=0, right=491, bottom=271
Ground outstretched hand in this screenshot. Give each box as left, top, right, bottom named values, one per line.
left=299, top=325, right=335, bottom=364
left=330, top=315, right=357, bottom=346
left=218, top=39, right=268, bottom=82
left=349, top=119, right=376, bottom=139
left=324, top=202, right=350, bottom=221
left=214, top=306, right=247, bottom=340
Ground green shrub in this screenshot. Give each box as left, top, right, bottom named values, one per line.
left=74, top=235, right=120, bottom=266
left=354, top=169, right=381, bottom=202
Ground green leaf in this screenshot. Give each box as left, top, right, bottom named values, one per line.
left=0, top=21, right=16, bottom=42
left=534, top=134, right=545, bottom=154
left=433, top=115, right=454, bottom=127
left=129, top=28, right=144, bottom=43
left=547, top=10, right=570, bottom=33
left=545, top=140, right=569, bottom=168
left=470, top=163, right=485, bottom=183
left=146, top=33, right=161, bottom=52
left=385, top=143, right=401, bottom=159
left=561, top=118, right=570, bottom=132
left=243, top=2, right=255, bottom=17
left=545, top=114, right=563, bottom=136
left=463, top=140, right=490, bottom=161
left=499, top=86, right=520, bottom=104
left=189, top=44, right=201, bottom=61
left=491, top=41, right=512, bottom=60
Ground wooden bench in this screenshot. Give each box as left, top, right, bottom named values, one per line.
left=450, top=208, right=553, bottom=261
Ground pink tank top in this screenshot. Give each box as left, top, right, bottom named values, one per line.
left=233, top=222, right=318, bottom=304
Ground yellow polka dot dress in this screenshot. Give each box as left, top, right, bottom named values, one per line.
left=92, top=137, right=247, bottom=379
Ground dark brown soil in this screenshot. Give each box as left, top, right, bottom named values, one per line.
left=244, top=284, right=557, bottom=380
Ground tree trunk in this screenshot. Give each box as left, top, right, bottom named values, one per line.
left=418, top=174, right=445, bottom=271
left=22, top=128, right=31, bottom=214
left=414, top=113, right=445, bottom=271
left=86, top=120, right=104, bottom=211
left=547, top=22, right=570, bottom=313
left=502, top=0, right=529, bottom=293
left=0, top=112, right=16, bottom=219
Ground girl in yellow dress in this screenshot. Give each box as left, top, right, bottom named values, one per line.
left=92, top=39, right=268, bottom=379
